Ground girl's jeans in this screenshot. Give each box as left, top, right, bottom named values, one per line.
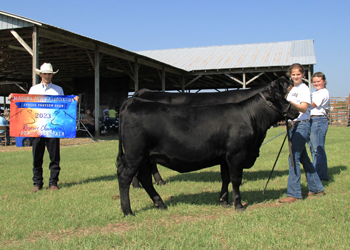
left=287, top=120, right=324, bottom=198
left=308, top=116, right=329, bottom=180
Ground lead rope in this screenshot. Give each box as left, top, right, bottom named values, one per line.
left=285, top=116, right=295, bottom=169
left=262, top=117, right=295, bottom=194
left=262, top=133, right=287, bottom=194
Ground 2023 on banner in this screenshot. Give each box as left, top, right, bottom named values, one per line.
left=10, top=94, right=77, bottom=138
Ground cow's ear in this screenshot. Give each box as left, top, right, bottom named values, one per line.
left=271, top=80, right=280, bottom=91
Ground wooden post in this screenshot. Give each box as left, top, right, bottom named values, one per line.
left=181, top=74, right=185, bottom=93
left=134, top=57, right=139, bottom=91
left=94, top=44, right=100, bottom=137
left=161, top=67, right=165, bottom=92
left=335, top=100, right=338, bottom=125
left=32, top=26, right=39, bottom=86
left=243, top=73, right=246, bottom=89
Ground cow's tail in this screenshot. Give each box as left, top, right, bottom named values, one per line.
left=116, top=120, right=125, bottom=170
left=116, top=101, right=127, bottom=169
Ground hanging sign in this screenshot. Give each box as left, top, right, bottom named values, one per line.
left=10, top=94, right=77, bottom=138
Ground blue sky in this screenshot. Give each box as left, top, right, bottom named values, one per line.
left=2, top=0, right=349, bottom=97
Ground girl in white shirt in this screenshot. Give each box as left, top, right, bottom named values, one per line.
left=279, top=63, right=324, bottom=203
left=308, top=72, right=330, bottom=181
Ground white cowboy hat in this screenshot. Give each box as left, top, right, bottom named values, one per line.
left=34, top=63, right=59, bottom=75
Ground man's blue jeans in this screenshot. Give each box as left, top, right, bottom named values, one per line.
left=308, top=116, right=329, bottom=180
left=287, top=120, right=324, bottom=198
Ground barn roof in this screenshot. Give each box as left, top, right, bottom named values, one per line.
left=135, top=39, right=316, bottom=90
left=136, top=40, right=316, bottom=72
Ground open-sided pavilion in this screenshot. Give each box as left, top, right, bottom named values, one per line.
left=0, top=10, right=316, bottom=135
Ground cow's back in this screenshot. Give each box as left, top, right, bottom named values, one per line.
left=135, top=83, right=271, bottom=106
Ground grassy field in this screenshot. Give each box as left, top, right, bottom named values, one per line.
left=1, top=126, right=349, bottom=249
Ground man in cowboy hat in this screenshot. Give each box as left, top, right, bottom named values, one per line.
left=31, top=63, right=63, bottom=95
left=9, top=63, right=79, bottom=193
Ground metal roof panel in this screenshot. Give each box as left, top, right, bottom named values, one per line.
left=137, top=40, right=316, bottom=71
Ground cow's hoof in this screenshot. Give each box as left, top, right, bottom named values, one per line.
left=122, top=211, right=134, bottom=217
left=220, top=200, right=230, bottom=208
left=235, top=205, right=246, bottom=212
left=156, top=180, right=166, bottom=185
left=155, top=203, right=167, bottom=210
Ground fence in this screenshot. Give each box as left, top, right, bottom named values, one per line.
left=329, top=95, right=349, bottom=126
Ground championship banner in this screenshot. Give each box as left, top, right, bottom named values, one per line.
left=10, top=94, right=77, bottom=138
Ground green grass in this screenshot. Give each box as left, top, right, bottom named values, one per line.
left=1, top=127, right=349, bottom=249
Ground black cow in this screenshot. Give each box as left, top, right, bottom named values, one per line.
left=131, top=78, right=288, bottom=187
left=117, top=79, right=299, bottom=216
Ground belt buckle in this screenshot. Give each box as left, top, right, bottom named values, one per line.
left=287, top=120, right=293, bottom=129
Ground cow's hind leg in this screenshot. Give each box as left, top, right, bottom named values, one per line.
left=230, top=165, right=245, bottom=211
left=117, top=159, right=138, bottom=216
left=131, top=176, right=142, bottom=188
left=137, top=162, right=167, bottom=210
left=220, top=163, right=230, bottom=207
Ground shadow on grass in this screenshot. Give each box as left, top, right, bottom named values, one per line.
left=59, top=173, right=118, bottom=188
left=95, top=135, right=119, bottom=141
left=164, top=165, right=346, bottom=185
left=133, top=165, right=347, bottom=214
left=165, top=169, right=291, bottom=183
left=134, top=188, right=287, bottom=214
left=76, top=131, right=119, bottom=141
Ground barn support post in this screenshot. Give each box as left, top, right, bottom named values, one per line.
left=308, top=69, right=312, bottom=90
left=246, top=72, right=264, bottom=86
left=32, top=26, right=39, bottom=86
left=10, top=28, right=39, bottom=86
left=243, top=73, right=246, bottom=89
left=134, top=57, right=139, bottom=91
left=94, top=44, right=100, bottom=137
left=181, top=74, right=185, bottom=93
left=184, top=75, right=202, bottom=89
left=161, top=67, right=165, bottom=92
left=224, top=74, right=243, bottom=87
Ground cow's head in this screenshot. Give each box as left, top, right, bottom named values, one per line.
left=264, top=81, right=299, bottom=120
left=275, top=76, right=293, bottom=97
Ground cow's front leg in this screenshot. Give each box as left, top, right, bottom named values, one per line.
left=138, top=162, right=167, bottom=210
left=116, top=159, right=137, bottom=216
left=219, top=163, right=230, bottom=207
left=230, top=166, right=245, bottom=211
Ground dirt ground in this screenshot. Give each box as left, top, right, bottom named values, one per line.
left=0, top=134, right=118, bottom=153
